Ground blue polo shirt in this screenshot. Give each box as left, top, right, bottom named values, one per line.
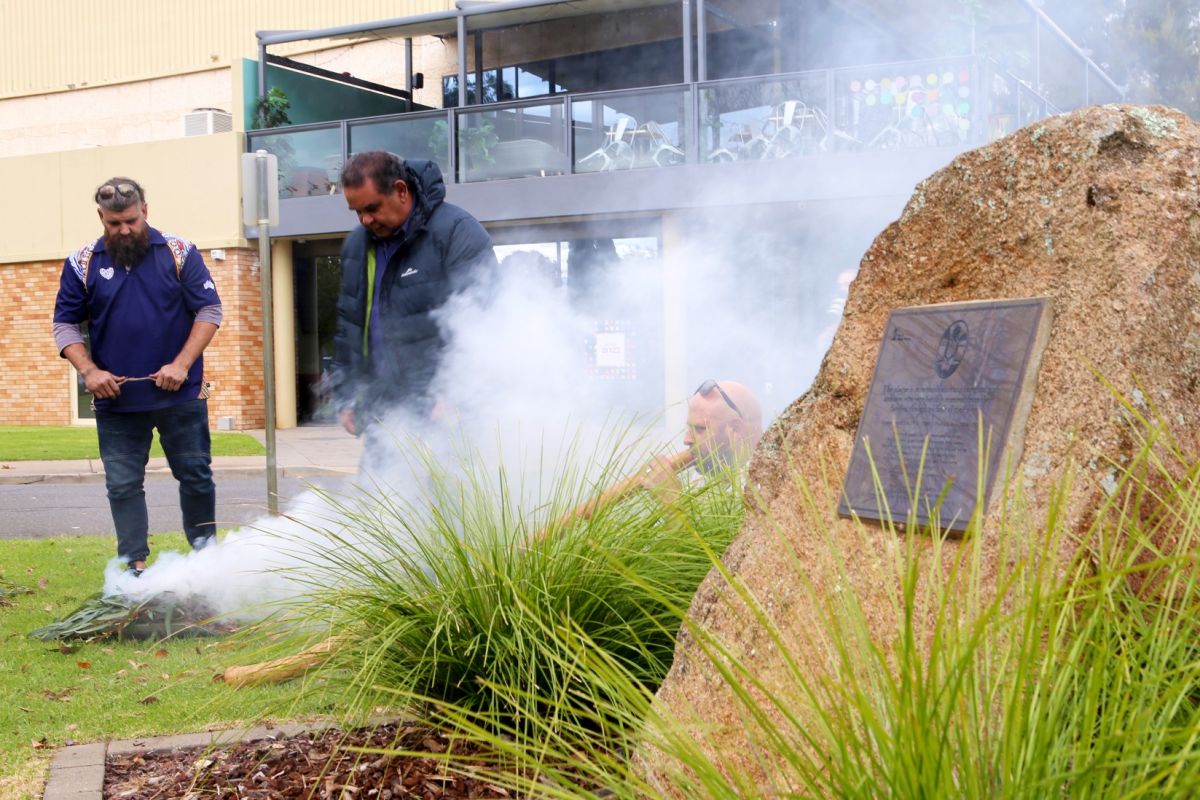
left=53, top=227, right=221, bottom=412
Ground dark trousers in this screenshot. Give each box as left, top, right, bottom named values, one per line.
left=96, top=399, right=216, bottom=563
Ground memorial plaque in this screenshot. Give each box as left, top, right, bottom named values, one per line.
left=838, top=297, right=1051, bottom=533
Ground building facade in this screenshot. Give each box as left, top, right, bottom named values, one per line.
left=0, top=1, right=453, bottom=428
left=0, top=0, right=1119, bottom=431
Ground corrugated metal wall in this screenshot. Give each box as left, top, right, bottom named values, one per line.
left=1, top=0, right=452, bottom=99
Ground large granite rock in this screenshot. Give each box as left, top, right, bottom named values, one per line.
left=647, top=105, right=1200, bottom=784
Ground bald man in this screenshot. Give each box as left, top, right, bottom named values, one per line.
left=641, top=379, right=763, bottom=495
left=684, top=379, right=763, bottom=473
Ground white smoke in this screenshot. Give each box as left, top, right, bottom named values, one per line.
left=101, top=195, right=915, bottom=618
left=101, top=264, right=674, bottom=616
left=102, top=489, right=367, bottom=616
left=100, top=8, right=1022, bottom=616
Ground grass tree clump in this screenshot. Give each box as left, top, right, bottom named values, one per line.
left=271, top=425, right=744, bottom=748
left=356, top=409, right=1200, bottom=798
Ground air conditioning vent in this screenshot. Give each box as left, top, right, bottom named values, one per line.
left=183, top=109, right=233, bottom=137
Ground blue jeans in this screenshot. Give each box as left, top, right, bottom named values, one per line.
left=96, top=399, right=216, bottom=564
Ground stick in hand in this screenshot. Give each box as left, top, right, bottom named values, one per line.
left=529, top=449, right=695, bottom=543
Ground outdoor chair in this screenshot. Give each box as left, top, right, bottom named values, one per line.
left=576, top=114, right=637, bottom=172
left=762, top=100, right=831, bottom=159
left=641, top=120, right=686, bottom=167
left=707, top=120, right=755, bottom=163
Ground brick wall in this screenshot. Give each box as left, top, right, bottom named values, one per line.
left=0, top=259, right=71, bottom=425
left=204, top=248, right=266, bottom=430
left=0, top=246, right=267, bottom=429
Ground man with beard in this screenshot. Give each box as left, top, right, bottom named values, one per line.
left=52, top=178, right=222, bottom=577
left=641, top=379, right=763, bottom=494
left=683, top=379, right=762, bottom=473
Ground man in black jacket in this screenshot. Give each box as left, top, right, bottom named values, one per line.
left=330, top=151, right=497, bottom=435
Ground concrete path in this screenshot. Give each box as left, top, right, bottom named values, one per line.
left=0, top=425, right=362, bottom=486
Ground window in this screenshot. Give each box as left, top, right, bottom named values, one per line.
left=443, top=62, right=558, bottom=107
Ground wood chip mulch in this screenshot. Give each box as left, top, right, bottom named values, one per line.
left=103, top=721, right=525, bottom=799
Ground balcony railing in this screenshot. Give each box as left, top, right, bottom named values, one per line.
left=572, top=84, right=691, bottom=172
left=457, top=99, right=568, bottom=182
left=247, top=54, right=1060, bottom=200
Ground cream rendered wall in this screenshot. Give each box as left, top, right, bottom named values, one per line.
left=0, top=37, right=448, bottom=160
left=0, top=132, right=247, bottom=264
left=2, top=1, right=452, bottom=99
left=0, top=0, right=454, bottom=158
left=0, top=69, right=239, bottom=159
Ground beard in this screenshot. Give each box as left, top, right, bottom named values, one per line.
left=106, top=227, right=151, bottom=268
left=693, top=442, right=734, bottom=476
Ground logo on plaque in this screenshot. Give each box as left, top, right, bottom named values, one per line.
left=838, top=298, right=1051, bottom=533
left=933, top=319, right=969, bottom=379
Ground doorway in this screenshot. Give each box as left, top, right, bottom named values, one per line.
left=292, top=240, right=343, bottom=425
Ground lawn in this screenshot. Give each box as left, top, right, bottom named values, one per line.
left=0, top=534, right=332, bottom=800
left=0, top=426, right=265, bottom=461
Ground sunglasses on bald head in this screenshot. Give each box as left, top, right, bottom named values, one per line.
left=695, top=379, right=743, bottom=420
left=95, top=182, right=140, bottom=203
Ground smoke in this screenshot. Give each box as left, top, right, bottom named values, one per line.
left=101, top=489, right=368, bottom=616
left=103, top=4, right=1046, bottom=617
left=103, top=174, right=926, bottom=622
left=101, top=264, right=677, bottom=616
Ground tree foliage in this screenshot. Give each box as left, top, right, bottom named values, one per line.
left=1045, top=0, right=1200, bottom=116
left=254, top=86, right=292, bottom=130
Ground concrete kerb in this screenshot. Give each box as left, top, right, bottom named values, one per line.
left=43, top=721, right=336, bottom=800
left=0, top=464, right=355, bottom=486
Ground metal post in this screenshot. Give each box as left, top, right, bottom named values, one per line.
left=687, top=84, right=699, bottom=164
left=563, top=95, right=574, bottom=171
left=696, top=0, right=707, bottom=82
left=255, top=150, right=279, bottom=515
left=339, top=119, right=349, bottom=181
left=405, top=37, right=414, bottom=101
left=827, top=68, right=836, bottom=142
left=1034, top=14, right=1041, bottom=95
left=457, top=12, right=468, bottom=108
left=682, top=0, right=693, bottom=83
left=975, top=57, right=985, bottom=144
left=447, top=109, right=457, bottom=182
left=474, top=30, right=484, bottom=102
left=257, top=41, right=267, bottom=100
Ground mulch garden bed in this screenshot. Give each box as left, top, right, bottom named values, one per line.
left=103, top=721, right=526, bottom=799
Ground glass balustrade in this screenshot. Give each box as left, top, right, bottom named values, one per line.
left=832, top=57, right=980, bottom=153
left=571, top=86, right=690, bottom=173
left=699, top=72, right=831, bottom=163
left=247, top=124, right=343, bottom=199
left=247, top=53, right=1082, bottom=196
left=456, top=99, right=568, bottom=183
left=983, top=60, right=1059, bottom=141
left=348, top=111, right=450, bottom=179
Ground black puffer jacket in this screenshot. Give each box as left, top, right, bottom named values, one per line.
left=330, top=160, right=496, bottom=420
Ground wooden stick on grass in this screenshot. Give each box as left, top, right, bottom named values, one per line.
left=223, top=637, right=341, bottom=687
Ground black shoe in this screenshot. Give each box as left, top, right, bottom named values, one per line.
left=191, top=535, right=215, bottom=552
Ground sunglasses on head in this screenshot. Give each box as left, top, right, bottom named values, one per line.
left=96, top=182, right=139, bottom=203
left=695, top=379, right=743, bottom=420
